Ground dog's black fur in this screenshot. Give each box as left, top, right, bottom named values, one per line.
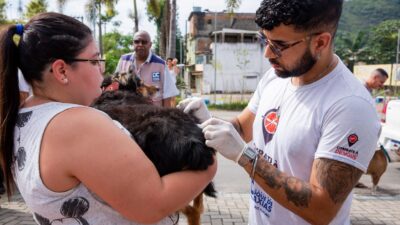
left=92, top=76, right=217, bottom=198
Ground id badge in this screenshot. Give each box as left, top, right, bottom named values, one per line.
left=152, top=72, right=161, bottom=82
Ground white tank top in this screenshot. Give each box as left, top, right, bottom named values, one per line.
left=13, top=102, right=176, bottom=225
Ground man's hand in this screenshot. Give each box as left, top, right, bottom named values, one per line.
left=177, top=97, right=211, bottom=123
left=201, top=118, right=246, bottom=162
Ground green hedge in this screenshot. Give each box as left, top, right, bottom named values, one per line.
left=208, top=102, right=248, bottom=111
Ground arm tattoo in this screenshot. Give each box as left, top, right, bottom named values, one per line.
left=257, top=159, right=312, bottom=208
left=315, top=158, right=363, bottom=204
left=282, top=177, right=312, bottom=208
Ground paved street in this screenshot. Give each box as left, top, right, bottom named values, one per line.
left=0, top=110, right=399, bottom=224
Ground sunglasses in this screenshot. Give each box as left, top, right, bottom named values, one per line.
left=133, top=39, right=149, bottom=45
left=258, top=31, right=321, bottom=58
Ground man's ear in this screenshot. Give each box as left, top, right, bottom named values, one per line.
left=314, top=32, right=332, bottom=52
left=51, top=59, right=69, bottom=84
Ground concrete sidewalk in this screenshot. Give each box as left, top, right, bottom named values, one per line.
left=1, top=191, right=400, bottom=225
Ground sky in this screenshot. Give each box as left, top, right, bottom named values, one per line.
left=6, top=0, right=262, bottom=40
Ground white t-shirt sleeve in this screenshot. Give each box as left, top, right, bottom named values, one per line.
left=315, top=96, right=381, bottom=172
left=248, top=68, right=276, bottom=114
left=162, top=66, right=179, bottom=99
left=18, top=70, right=31, bottom=93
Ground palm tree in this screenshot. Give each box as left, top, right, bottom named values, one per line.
left=167, top=0, right=176, bottom=58
left=146, top=0, right=169, bottom=58
left=85, top=0, right=118, bottom=56
left=57, top=0, right=117, bottom=56
left=335, top=31, right=369, bottom=71
left=133, top=0, right=138, bottom=32
left=25, top=0, right=48, bottom=19
left=226, top=0, right=241, bottom=14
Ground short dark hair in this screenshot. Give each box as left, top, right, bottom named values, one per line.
left=255, top=0, right=343, bottom=34
left=375, top=68, right=389, bottom=78
left=166, top=58, right=173, bottom=61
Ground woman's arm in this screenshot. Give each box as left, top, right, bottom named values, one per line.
left=40, top=107, right=217, bottom=223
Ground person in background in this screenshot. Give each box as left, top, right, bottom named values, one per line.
left=178, top=0, right=380, bottom=224
left=115, top=31, right=178, bottom=107
left=0, top=12, right=216, bottom=224
left=166, top=58, right=180, bottom=106
left=166, top=58, right=177, bottom=84
left=363, top=68, right=388, bottom=94
left=172, top=58, right=181, bottom=78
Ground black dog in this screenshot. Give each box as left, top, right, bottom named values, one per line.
left=91, top=74, right=216, bottom=225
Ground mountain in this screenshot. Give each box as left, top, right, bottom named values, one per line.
left=339, top=0, right=400, bottom=32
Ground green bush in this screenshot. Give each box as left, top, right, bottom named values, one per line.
left=208, top=102, right=248, bottom=111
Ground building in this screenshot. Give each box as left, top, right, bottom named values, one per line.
left=185, top=7, right=270, bottom=94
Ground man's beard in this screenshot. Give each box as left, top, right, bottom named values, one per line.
left=270, top=47, right=317, bottom=79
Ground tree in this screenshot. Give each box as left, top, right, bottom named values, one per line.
left=226, top=0, right=241, bottom=14
left=103, top=31, right=133, bottom=75
left=339, top=0, right=400, bottom=33
left=146, top=0, right=169, bottom=58
left=167, top=0, right=176, bottom=58
left=85, top=0, right=118, bottom=56
left=25, top=0, right=48, bottom=19
left=0, top=0, right=6, bottom=23
left=335, top=30, right=369, bottom=71
left=366, top=20, right=400, bottom=64
left=132, top=0, right=138, bottom=32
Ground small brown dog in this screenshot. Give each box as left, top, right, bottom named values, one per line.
left=355, top=147, right=388, bottom=194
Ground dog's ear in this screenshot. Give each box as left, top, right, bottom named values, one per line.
left=101, top=76, right=113, bottom=90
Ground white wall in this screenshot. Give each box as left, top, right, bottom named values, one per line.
left=202, top=43, right=270, bottom=93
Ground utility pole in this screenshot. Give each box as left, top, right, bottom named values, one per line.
left=214, top=11, right=217, bottom=103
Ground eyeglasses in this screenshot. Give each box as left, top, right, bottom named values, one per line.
left=258, top=31, right=320, bottom=58
left=66, top=58, right=106, bottom=73
left=133, top=39, right=149, bottom=45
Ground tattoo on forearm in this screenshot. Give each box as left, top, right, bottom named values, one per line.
left=257, top=159, right=312, bottom=208
left=258, top=160, right=283, bottom=189
left=283, top=177, right=312, bottom=208
left=315, top=158, right=362, bottom=204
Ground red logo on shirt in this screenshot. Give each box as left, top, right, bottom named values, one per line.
left=347, top=134, right=358, bottom=147
left=264, top=111, right=279, bottom=134
left=262, top=108, right=280, bottom=145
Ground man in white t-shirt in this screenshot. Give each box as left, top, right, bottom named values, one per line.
left=178, top=0, right=381, bottom=224
left=362, top=68, right=388, bottom=94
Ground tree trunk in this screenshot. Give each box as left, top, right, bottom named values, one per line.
left=167, top=0, right=176, bottom=58
left=159, top=0, right=170, bottom=59
left=133, top=0, right=138, bottom=32
left=98, top=2, right=103, bottom=57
